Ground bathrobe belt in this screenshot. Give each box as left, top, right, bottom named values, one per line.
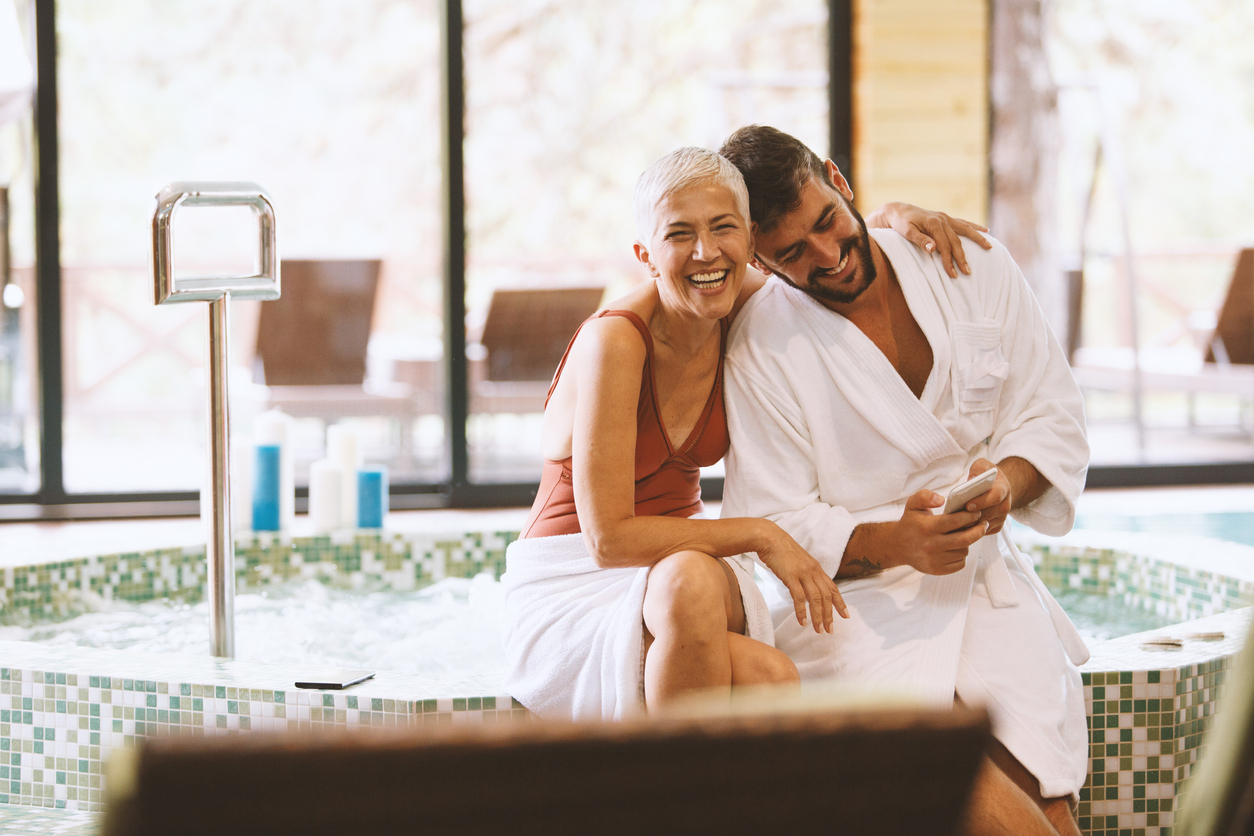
left=980, top=528, right=1090, bottom=666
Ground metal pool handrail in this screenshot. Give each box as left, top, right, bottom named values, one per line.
left=151, top=181, right=280, bottom=658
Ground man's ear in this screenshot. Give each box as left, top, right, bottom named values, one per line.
left=749, top=254, right=774, bottom=277
left=633, top=241, right=657, bottom=277
left=823, top=159, right=854, bottom=202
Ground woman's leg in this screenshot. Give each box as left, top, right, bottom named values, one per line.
left=642, top=551, right=732, bottom=706
left=642, top=551, right=796, bottom=708
left=716, top=558, right=799, bottom=686
left=727, top=632, right=799, bottom=686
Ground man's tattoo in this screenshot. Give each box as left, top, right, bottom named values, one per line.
left=838, top=556, right=885, bottom=580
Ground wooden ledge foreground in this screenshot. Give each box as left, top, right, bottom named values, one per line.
left=102, top=702, right=991, bottom=836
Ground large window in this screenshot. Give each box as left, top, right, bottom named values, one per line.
left=55, top=0, right=444, bottom=494
left=462, top=0, right=828, bottom=483
left=2, top=0, right=839, bottom=512
left=0, top=0, right=35, bottom=494
left=11, top=0, right=1254, bottom=516
left=1049, top=0, right=1254, bottom=469
left=0, top=0, right=831, bottom=515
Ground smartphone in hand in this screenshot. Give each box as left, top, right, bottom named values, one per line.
left=943, top=468, right=999, bottom=515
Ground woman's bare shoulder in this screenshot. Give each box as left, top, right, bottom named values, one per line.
left=575, top=283, right=657, bottom=353
left=598, top=280, right=658, bottom=318
left=568, top=309, right=648, bottom=372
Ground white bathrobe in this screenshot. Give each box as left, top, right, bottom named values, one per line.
left=721, top=229, right=1091, bottom=798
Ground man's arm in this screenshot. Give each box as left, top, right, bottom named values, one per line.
left=975, top=240, right=1089, bottom=535
left=838, top=455, right=1047, bottom=581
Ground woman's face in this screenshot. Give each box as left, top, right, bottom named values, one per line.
left=636, top=182, right=754, bottom=322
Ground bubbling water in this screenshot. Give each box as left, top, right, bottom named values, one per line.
left=0, top=572, right=1176, bottom=673
left=0, top=575, right=508, bottom=678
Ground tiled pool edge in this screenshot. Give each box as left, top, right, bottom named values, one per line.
left=1027, top=539, right=1254, bottom=836
left=0, top=531, right=1249, bottom=835
left=0, top=658, right=527, bottom=812
left=0, top=530, right=530, bottom=814
left=1074, top=609, right=1248, bottom=835
left=0, top=530, right=518, bottom=623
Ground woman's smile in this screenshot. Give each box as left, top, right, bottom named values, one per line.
left=687, top=268, right=729, bottom=291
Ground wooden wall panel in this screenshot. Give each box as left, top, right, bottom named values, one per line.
left=853, top=0, right=989, bottom=224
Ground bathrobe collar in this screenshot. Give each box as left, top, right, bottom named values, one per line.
left=771, top=238, right=965, bottom=471
left=870, top=228, right=969, bottom=419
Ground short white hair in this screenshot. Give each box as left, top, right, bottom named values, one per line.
left=633, top=147, right=751, bottom=244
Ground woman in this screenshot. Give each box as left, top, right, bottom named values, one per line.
left=502, top=147, right=987, bottom=720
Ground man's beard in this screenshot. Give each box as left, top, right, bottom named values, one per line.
left=782, top=202, right=877, bottom=305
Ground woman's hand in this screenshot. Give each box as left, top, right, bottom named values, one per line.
left=865, top=201, right=992, bottom=278
left=756, top=523, right=848, bottom=634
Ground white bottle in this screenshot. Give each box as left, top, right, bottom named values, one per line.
left=325, top=424, right=361, bottom=529
left=307, top=459, right=345, bottom=533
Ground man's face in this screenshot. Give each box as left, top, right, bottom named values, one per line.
left=751, top=166, right=877, bottom=308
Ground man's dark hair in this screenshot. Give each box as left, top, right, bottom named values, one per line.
left=719, top=125, right=829, bottom=233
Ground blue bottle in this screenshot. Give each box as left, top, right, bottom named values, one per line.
left=251, top=444, right=282, bottom=531
left=356, top=466, right=388, bottom=529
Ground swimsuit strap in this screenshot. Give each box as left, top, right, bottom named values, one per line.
left=543, top=309, right=653, bottom=408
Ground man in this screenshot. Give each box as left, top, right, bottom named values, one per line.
left=718, top=125, right=1090, bottom=836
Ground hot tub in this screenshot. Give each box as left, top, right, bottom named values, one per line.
left=1, top=526, right=1251, bottom=836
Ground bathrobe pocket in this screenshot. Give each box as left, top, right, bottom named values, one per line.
left=952, top=321, right=1009, bottom=415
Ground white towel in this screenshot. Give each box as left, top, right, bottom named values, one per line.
left=501, top=534, right=775, bottom=721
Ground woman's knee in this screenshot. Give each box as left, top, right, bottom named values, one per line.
left=644, top=551, right=727, bottom=624
left=734, top=644, right=800, bottom=686
left=765, top=651, right=800, bottom=685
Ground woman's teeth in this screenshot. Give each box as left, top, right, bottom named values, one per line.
left=688, top=270, right=727, bottom=289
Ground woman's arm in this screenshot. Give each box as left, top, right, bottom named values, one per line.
left=569, top=316, right=770, bottom=569
left=865, top=202, right=992, bottom=278
left=568, top=316, right=845, bottom=630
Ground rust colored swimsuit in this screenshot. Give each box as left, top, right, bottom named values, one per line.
left=520, top=310, right=729, bottom=539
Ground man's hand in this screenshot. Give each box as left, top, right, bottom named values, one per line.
left=865, top=201, right=993, bottom=278
left=841, top=490, right=987, bottom=579
left=958, top=458, right=1012, bottom=535
left=893, top=489, right=988, bottom=575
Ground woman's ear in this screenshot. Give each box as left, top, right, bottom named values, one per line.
left=633, top=241, right=658, bottom=277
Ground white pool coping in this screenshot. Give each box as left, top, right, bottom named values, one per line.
left=0, top=638, right=508, bottom=702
